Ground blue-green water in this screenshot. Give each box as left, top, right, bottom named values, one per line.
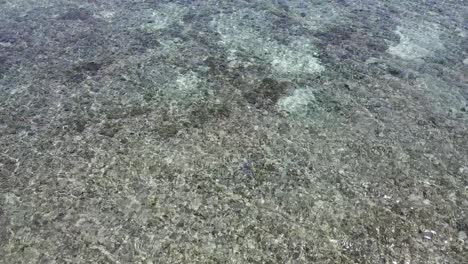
left=0, top=0, right=467, bottom=263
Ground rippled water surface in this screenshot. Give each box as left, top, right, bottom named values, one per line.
left=1, top=0, right=467, bottom=263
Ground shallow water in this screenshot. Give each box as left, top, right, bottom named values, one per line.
left=1, top=0, right=467, bottom=263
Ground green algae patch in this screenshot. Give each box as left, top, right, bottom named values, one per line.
left=141, top=3, right=188, bottom=31
left=388, top=23, right=444, bottom=60
left=211, top=9, right=325, bottom=77
left=277, top=87, right=318, bottom=118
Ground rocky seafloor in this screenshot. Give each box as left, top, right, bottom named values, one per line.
left=0, top=0, right=467, bottom=263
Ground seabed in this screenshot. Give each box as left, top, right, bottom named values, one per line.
left=0, top=0, right=467, bottom=263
